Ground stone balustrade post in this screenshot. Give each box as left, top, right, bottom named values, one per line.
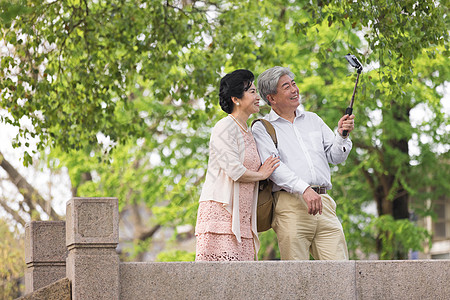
left=66, top=197, right=120, bottom=300
left=24, top=221, right=67, bottom=294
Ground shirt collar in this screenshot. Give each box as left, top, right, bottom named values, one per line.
left=267, top=106, right=305, bottom=122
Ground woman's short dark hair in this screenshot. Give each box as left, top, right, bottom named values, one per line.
left=219, top=69, right=254, bottom=114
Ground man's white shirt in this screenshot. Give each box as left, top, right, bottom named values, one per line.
left=252, top=107, right=352, bottom=194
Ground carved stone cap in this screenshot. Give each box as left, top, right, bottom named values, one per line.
left=25, top=221, right=67, bottom=264
left=66, top=197, right=119, bottom=247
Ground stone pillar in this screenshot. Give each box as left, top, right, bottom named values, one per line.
left=66, top=197, right=120, bottom=300
left=24, top=221, right=67, bottom=294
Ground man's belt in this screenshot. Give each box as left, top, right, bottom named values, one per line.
left=279, top=186, right=328, bottom=194
left=311, top=186, right=327, bottom=194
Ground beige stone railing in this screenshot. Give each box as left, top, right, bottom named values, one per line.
left=22, top=197, right=450, bottom=299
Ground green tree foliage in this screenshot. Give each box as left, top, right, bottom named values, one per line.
left=156, top=249, right=195, bottom=262
left=1, top=0, right=448, bottom=260
left=308, top=0, right=449, bottom=259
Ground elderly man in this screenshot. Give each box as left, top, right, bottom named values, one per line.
left=252, top=66, right=355, bottom=260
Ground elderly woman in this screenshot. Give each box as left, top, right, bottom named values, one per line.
left=195, top=69, right=280, bottom=261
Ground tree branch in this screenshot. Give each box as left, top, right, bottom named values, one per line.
left=136, top=224, right=162, bottom=241
left=0, top=151, right=61, bottom=220
left=0, top=198, right=27, bottom=227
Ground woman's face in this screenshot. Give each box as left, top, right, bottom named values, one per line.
left=236, top=82, right=260, bottom=115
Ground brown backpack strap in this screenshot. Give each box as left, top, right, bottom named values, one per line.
left=251, top=119, right=278, bottom=148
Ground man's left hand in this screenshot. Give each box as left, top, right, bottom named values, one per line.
left=303, top=187, right=323, bottom=215
left=338, top=114, right=355, bottom=136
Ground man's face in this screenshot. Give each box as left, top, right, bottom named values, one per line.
left=269, top=74, right=300, bottom=111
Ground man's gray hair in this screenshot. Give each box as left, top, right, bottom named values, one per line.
left=257, top=66, right=295, bottom=106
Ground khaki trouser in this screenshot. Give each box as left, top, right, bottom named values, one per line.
left=272, top=191, right=348, bottom=260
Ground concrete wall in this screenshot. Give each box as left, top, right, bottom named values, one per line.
left=120, top=261, right=355, bottom=299
left=119, top=260, right=450, bottom=300
left=22, top=197, right=450, bottom=300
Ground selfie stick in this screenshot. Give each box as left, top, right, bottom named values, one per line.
left=343, top=53, right=363, bottom=137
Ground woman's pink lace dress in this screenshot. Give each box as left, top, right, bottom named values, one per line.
left=195, top=130, right=261, bottom=261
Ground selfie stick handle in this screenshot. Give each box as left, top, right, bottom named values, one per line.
left=342, top=70, right=361, bottom=137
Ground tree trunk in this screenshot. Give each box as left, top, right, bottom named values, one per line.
left=374, top=103, right=411, bottom=259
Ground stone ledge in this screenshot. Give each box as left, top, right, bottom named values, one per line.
left=120, top=261, right=356, bottom=300
left=119, top=260, right=450, bottom=300
left=356, top=260, right=450, bottom=299
left=17, top=277, right=71, bottom=300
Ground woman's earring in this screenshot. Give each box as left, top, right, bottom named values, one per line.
left=236, top=102, right=240, bottom=106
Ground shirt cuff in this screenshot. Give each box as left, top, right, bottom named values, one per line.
left=293, top=179, right=310, bottom=195
left=335, top=132, right=350, bottom=144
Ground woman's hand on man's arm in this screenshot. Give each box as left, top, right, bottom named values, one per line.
left=237, top=155, right=280, bottom=183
